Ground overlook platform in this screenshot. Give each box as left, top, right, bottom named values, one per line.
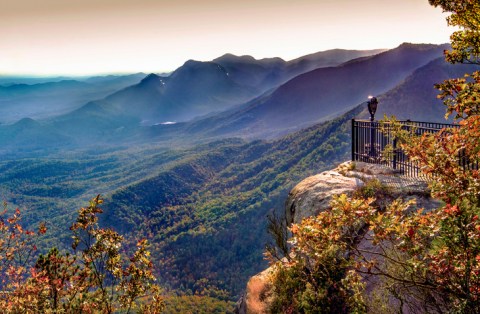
left=351, top=119, right=476, bottom=177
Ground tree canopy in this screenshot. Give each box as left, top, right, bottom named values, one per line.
left=430, top=0, right=480, bottom=65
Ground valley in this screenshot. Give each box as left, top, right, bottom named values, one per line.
left=1, top=43, right=476, bottom=311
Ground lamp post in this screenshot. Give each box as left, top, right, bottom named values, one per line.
left=367, top=96, right=378, bottom=158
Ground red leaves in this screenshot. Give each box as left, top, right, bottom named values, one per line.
left=38, top=222, right=47, bottom=235
left=407, top=227, right=415, bottom=239
left=445, top=204, right=461, bottom=216
left=266, top=2, right=480, bottom=310
left=290, top=224, right=298, bottom=235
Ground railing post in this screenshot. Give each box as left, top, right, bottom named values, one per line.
left=370, top=121, right=376, bottom=159
left=392, top=138, right=397, bottom=170
left=351, top=119, right=355, bottom=161
left=459, top=148, right=467, bottom=171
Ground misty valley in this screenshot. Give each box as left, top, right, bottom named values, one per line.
left=1, top=43, right=478, bottom=312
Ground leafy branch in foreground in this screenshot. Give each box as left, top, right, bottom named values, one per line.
left=429, top=0, right=480, bottom=66
left=0, top=195, right=164, bottom=313
left=0, top=202, right=46, bottom=298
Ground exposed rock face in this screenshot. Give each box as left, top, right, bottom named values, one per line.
left=285, top=167, right=362, bottom=225
left=235, top=268, right=274, bottom=314
left=236, top=161, right=440, bottom=314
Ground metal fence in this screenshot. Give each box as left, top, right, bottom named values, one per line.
left=351, top=119, right=478, bottom=177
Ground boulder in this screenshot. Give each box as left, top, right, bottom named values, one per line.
left=285, top=168, right=362, bottom=224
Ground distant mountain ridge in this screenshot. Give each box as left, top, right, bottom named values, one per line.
left=0, top=44, right=453, bottom=151
left=164, top=43, right=449, bottom=139
left=64, top=48, right=385, bottom=128
left=360, top=57, right=480, bottom=121
left=0, top=73, right=146, bottom=123
left=5, top=47, right=379, bottom=145
left=213, top=48, right=386, bottom=93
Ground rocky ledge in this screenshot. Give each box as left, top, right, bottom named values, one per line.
left=236, top=161, right=440, bottom=314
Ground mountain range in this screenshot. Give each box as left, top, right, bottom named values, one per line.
left=1, top=43, right=478, bottom=310
left=0, top=47, right=386, bottom=149
left=0, top=43, right=465, bottom=152
left=172, top=43, right=450, bottom=139
left=57, top=48, right=386, bottom=128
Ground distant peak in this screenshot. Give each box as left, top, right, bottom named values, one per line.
left=396, top=42, right=448, bottom=50
left=219, top=53, right=238, bottom=59
left=258, top=56, right=285, bottom=63
left=14, top=117, right=40, bottom=127
left=183, top=59, right=202, bottom=67
left=214, top=53, right=255, bottom=62
left=142, top=73, right=160, bottom=80
left=140, top=73, right=162, bottom=85
left=174, top=59, right=227, bottom=74
left=214, top=53, right=286, bottom=66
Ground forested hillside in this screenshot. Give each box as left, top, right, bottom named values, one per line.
left=0, top=43, right=462, bottom=310
left=104, top=104, right=364, bottom=298
left=0, top=103, right=363, bottom=302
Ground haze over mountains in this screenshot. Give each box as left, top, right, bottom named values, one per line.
left=369, top=57, right=480, bottom=121
left=1, top=43, right=478, bottom=308
left=180, top=43, right=450, bottom=138
left=0, top=43, right=467, bottom=152
left=0, top=73, right=146, bottom=124
left=0, top=47, right=384, bottom=149
left=63, top=48, right=386, bottom=127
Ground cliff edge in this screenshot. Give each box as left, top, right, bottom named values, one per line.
left=236, top=161, right=440, bottom=313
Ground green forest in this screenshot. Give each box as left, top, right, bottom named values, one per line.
left=0, top=104, right=359, bottom=312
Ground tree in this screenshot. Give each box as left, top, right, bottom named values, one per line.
left=430, top=0, right=480, bottom=66
left=267, top=0, right=480, bottom=313
left=0, top=195, right=164, bottom=313
left=266, top=195, right=369, bottom=313
left=0, top=203, right=46, bottom=311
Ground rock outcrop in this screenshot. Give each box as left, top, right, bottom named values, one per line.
left=285, top=166, right=361, bottom=225
left=235, top=267, right=274, bottom=314
left=236, top=161, right=440, bottom=314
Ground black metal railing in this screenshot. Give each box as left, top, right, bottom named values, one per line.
left=351, top=119, right=478, bottom=177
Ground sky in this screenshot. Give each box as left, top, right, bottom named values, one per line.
left=0, top=0, right=453, bottom=76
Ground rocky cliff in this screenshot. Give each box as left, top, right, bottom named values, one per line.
left=236, top=161, right=440, bottom=313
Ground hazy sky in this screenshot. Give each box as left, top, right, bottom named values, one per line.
left=0, top=0, right=453, bottom=76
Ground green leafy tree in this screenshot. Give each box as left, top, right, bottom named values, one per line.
left=430, top=0, right=480, bottom=66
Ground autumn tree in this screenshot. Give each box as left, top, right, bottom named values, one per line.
left=0, top=195, right=164, bottom=313
left=0, top=202, right=46, bottom=310
left=430, top=0, right=480, bottom=67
